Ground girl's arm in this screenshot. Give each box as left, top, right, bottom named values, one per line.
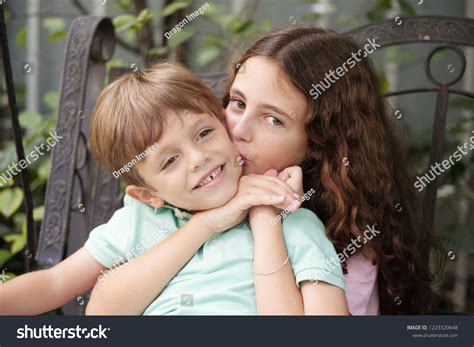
left=86, top=176, right=298, bottom=315
left=0, top=247, right=104, bottom=315
left=85, top=213, right=216, bottom=315
left=250, top=167, right=348, bottom=315
left=248, top=168, right=304, bottom=314
left=250, top=204, right=349, bottom=315
left=250, top=205, right=304, bottom=315
left=300, top=281, right=349, bottom=315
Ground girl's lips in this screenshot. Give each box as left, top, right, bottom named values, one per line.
left=239, top=154, right=250, bottom=166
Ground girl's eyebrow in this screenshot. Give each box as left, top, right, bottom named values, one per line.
left=230, top=88, right=293, bottom=120
left=229, top=88, right=246, bottom=99
left=260, top=103, right=292, bottom=120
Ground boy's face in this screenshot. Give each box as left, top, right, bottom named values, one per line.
left=129, top=111, right=242, bottom=211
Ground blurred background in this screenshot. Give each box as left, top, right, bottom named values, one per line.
left=0, top=0, right=473, bottom=313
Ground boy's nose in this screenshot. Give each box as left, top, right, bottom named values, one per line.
left=189, top=151, right=210, bottom=172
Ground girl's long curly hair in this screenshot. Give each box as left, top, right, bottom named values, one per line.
left=223, top=27, right=445, bottom=314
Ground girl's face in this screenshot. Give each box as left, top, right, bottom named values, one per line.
left=225, top=56, right=309, bottom=175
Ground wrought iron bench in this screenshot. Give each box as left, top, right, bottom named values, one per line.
left=20, top=15, right=474, bottom=314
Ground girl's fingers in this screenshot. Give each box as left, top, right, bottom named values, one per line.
left=247, top=175, right=298, bottom=201
left=263, top=168, right=278, bottom=177
left=277, top=170, right=291, bottom=181
left=274, top=198, right=301, bottom=212
left=277, top=166, right=304, bottom=196
left=240, top=193, right=285, bottom=210
left=240, top=187, right=299, bottom=211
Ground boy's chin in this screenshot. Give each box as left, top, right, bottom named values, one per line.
left=189, top=187, right=238, bottom=211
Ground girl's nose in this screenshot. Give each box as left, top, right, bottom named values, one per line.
left=231, top=114, right=253, bottom=143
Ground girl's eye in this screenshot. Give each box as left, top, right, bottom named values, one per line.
left=198, top=128, right=214, bottom=139
left=230, top=98, right=246, bottom=110
left=163, top=155, right=178, bottom=169
left=264, top=115, right=283, bottom=127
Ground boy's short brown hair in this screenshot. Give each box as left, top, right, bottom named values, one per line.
left=90, top=62, right=225, bottom=186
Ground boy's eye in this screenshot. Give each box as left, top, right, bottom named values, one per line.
left=198, top=128, right=214, bottom=139
left=264, top=115, right=283, bottom=127
left=230, top=98, right=245, bottom=110
left=163, top=155, right=178, bottom=169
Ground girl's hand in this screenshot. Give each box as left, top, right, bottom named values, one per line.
left=276, top=166, right=304, bottom=197
left=262, top=167, right=303, bottom=212
left=197, top=174, right=300, bottom=234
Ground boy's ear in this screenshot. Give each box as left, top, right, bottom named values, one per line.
left=125, top=185, right=165, bottom=209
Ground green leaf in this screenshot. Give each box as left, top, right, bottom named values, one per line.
left=42, top=17, right=65, bottom=33
left=13, top=213, right=25, bottom=230
left=147, top=46, right=170, bottom=57
left=137, top=8, right=153, bottom=23
left=48, top=30, right=68, bottom=42
left=197, top=46, right=222, bottom=66
left=15, top=27, right=27, bottom=48
left=106, top=58, right=127, bottom=70
left=377, top=72, right=390, bottom=93
left=167, top=28, right=195, bottom=48
left=259, top=19, right=272, bottom=33
left=4, top=233, right=26, bottom=256
left=212, top=14, right=235, bottom=29
left=5, top=272, right=16, bottom=282
left=43, top=91, right=59, bottom=111
left=0, top=145, right=17, bottom=171
left=0, top=187, right=24, bottom=218
left=450, top=98, right=474, bottom=111
left=113, top=14, right=136, bottom=32
left=36, top=158, right=51, bottom=181
left=115, top=0, right=134, bottom=12
left=33, top=205, right=45, bottom=222
left=229, top=19, right=253, bottom=34
left=398, top=0, right=416, bottom=16
left=162, top=1, right=190, bottom=17
left=19, top=111, right=42, bottom=131
left=200, top=34, right=225, bottom=48
left=0, top=249, right=13, bottom=267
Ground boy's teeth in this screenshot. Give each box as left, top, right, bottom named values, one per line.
left=197, top=165, right=222, bottom=188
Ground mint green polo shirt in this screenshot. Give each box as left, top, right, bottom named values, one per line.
left=85, top=195, right=345, bottom=315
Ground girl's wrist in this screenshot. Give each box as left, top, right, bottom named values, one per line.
left=249, top=206, right=283, bottom=240
left=249, top=205, right=279, bottom=223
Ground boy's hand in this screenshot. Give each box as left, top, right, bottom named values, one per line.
left=197, top=174, right=300, bottom=234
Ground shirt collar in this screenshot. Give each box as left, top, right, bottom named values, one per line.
left=156, top=203, right=193, bottom=221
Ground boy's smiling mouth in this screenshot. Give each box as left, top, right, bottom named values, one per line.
left=193, top=164, right=226, bottom=190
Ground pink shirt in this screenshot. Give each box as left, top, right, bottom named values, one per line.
left=344, top=252, right=380, bottom=315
